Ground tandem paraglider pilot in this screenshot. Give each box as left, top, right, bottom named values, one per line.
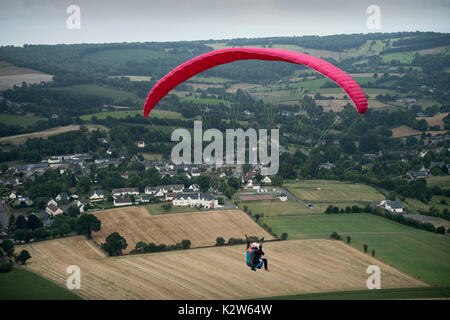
left=245, top=234, right=269, bottom=272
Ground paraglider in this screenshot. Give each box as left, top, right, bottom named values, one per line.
left=143, top=47, right=368, bottom=117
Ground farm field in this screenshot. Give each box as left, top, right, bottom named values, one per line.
left=51, top=84, right=143, bottom=104
left=391, top=125, right=422, bottom=138
left=0, top=113, right=45, bottom=127
left=0, top=124, right=108, bottom=145
left=240, top=198, right=360, bottom=217
left=19, top=237, right=425, bottom=300
left=416, top=112, right=449, bottom=129
left=80, top=109, right=183, bottom=121
left=426, top=176, right=450, bottom=189
left=0, top=267, right=82, bottom=300
left=0, top=66, right=53, bottom=91
left=264, top=213, right=450, bottom=286
left=92, top=207, right=272, bottom=252
left=284, top=180, right=384, bottom=203
left=109, top=75, right=151, bottom=81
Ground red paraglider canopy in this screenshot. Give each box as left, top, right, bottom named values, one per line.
left=143, top=47, right=368, bottom=117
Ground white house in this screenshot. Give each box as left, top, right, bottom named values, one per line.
left=136, top=141, right=146, bottom=148
left=188, top=184, right=200, bottom=192
left=279, top=193, right=288, bottom=201
left=173, top=192, right=218, bottom=209
left=112, top=188, right=139, bottom=197
left=262, top=176, right=272, bottom=184
left=90, top=190, right=104, bottom=200
left=114, top=197, right=132, bottom=206
left=46, top=204, right=63, bottom=216
left=9, top=192, right=17, bottom=200
left=379, top=200, right=405, bottom=213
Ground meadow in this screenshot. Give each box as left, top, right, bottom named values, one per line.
left=0, top=268, right=82, bottom=300
left=0, top=113, right=45, bottom=127
left=265, top=213, right=450, bottom=286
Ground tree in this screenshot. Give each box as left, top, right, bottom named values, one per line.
left=181, top=239, right=191, bottom=249
left=346, top=236, right=352, bottom=244
left=16, top=250, right=31, bottom=265
left=363, top=244, right=368, bottom=253
left=59, top=223, right=71, bottom=237
left=101, top=232, right=127, bottom=256
left=26, top=214, right=42, bottom=230
left=215, top=237, right=225, bottom=246
left=217, top=197, right=225, bottom=205
left=0, top=240, right=14, bottom=256
left=14, top=229, right=31, bottom=243
left=371, top=250, right=375, bottom=257
left=281, top=233, right=288, bottom=240
left=437, top=226, right=446, bottom=234
left=15, top=215, right=27, bottom=230
left=68, top=205, right=81, bottom=217
left=75, top=214, right=101, bottom=239
left=7, top=214, right=16, bottom=233
left=161, top=203, right=172, bottom=211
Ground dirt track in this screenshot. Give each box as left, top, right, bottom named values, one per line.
left=93, top=208, right=273, bottom=252
left=21, top=237, right=426, bottom=300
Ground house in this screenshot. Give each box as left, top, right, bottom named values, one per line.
left=173, top=192, right=218, bottom=208
left=55, top=193, right=69, bottom=203
left=136, top=141, right=146, bottom=148
left=76, top=200, right=89, bottom=213
left=47, top=157, right=61, bottom=164
left=46, top=204, right=63, bottom=216
left=90, top=190, right=104, bottom=200
left=165, top=192, right=177, bottom=201
left=136, top=195, right=151, bottom=203
left=144, top=184, right=184, bottom=196
left=121, top=171, right=129, bottom=179
left=188, top=184, right=200, bottom=192
left=112, top=188, right=139, bottom=197
left=47, top=199, right=58, bottom=207
left=9, top=192, right=17, bottom=200
left=262, top=176, right=272, bottom=184
left=191, top=168, right=201, bottom=177
left=379, top=200, right=405, bottom=213
left=279, top=193, right=288, bottom=202
left=114, top=197, right=132, bottom=206
left=319, top=162, right=335, bottom=170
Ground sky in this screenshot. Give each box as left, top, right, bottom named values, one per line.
left=0, top=0, right=449, bottom=46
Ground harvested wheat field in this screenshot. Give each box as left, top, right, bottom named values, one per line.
left=391, top=125, right=421, bottom=138
left=0, top=125, right=109, bottom=145
left=92, top=208, right=273, bottom=252
left=0, top=66, right=53, bottom=90
left=416, top=112, right=449, bottom=129
left=21, top=237, right=426, bottom=300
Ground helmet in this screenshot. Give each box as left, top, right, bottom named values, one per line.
left=251, top=242, right=259, bottom=249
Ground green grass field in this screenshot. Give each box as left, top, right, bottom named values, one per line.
left=180, top=96, right=230, bottom=106
left=284, top=180, right=385, bottom=202
left=146, top=203, right=200, bottom=215
left=109, top=75, right=151, bottom=81
left=240, top=198, right=362, bottom=217
left=0, top=268, right=83, bottom=300
left=0, top=113, right=45, bottom=127
left=189, top=76, right=231, bottom=84
left=382, top=52, right=415, bottom=64
left=51, top=84, right=143, bottom=104
left=80, top=109, right=183, bottom=121
left=426, top=176, right=450, bottom=189
left=259, top=286, right=450, bottom=300
left=265, top=213, right=450, bottom=286
left=82, top=48, right=167, bottom=65
left=140, top=152, right=164, bottom=161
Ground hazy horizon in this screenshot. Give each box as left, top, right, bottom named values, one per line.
left=0, top=0, right=449, bottom=46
